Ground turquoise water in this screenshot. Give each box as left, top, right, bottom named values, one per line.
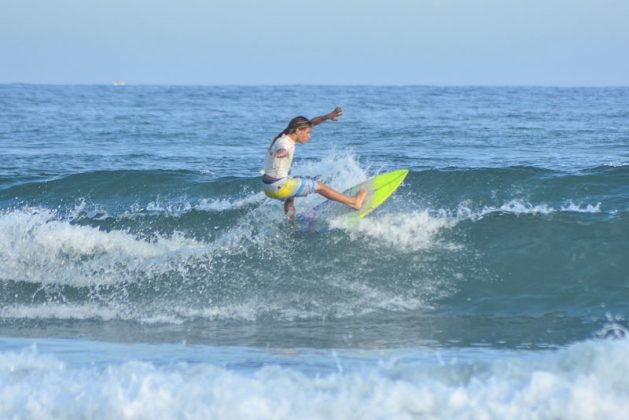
left=1, top=85, right=628, bottom=418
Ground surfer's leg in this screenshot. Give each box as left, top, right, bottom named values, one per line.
left=315, top=182, right=368, bottom=210
left=284, top=197, right=296, bottom=221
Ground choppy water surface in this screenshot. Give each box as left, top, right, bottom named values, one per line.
left=1, top=85, right=628, bottom=418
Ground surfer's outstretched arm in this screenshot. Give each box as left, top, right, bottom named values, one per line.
left=310, top=107, right=343, bottom=127
left=315, top=182, right=367, bottom=210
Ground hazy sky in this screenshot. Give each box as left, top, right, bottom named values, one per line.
left=2, top=0, right=628, bottom=85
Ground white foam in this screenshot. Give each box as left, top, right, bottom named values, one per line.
left=594, top=314, right=628, bottom=340
left=293, top=149, right=369, bottom=192
left=0, top=302, right=263, bottom=324
left=559, top=201, right=602, bottom=213
left=285, top=149, right=372, bottom=212
left=197, top=193, right=266, bottom=212
left=455, top=199, right=603, bottom=220
left=1, top=339, right=628, bottom=419
left=0, top=303, right=121, bottom=322
left=330, top=211, right=457, bottom=252
left=2, top=198, right=435, bottom=322
left=324, top=277, right=433, bottom=316
left=0, top=208, right=207, bottom=286
left=130, top=192, right=266, bottom=216
left=293, top=151, right=457, bottom=252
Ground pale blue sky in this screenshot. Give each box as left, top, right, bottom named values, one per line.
left=2, top=0, right=628, bottom=85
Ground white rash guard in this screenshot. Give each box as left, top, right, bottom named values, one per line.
left=262, top=134, right=295, bottom=179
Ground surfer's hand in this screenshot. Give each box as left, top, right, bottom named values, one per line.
left=327, top=107, right=343, bottom=121
left=310, top=107, right=343, bottom=127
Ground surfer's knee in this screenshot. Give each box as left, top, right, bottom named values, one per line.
left=315, top=180, right=334, bottom=194
left=314, top=180, right=322, bottom=192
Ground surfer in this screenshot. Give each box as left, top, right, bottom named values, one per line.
left=261, top=107, right=368, bottom=220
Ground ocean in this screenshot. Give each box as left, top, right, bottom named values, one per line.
left=1, top=84, right=628, bottom=419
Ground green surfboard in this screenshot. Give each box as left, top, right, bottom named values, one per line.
left=300, top=169, right=409, bottom=228
left=342, top=169, right=409, bottom=220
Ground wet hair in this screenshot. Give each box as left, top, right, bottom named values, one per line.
left=273, top=116, right=312, bottom=142
left=284, top=116, right=312, bottom=134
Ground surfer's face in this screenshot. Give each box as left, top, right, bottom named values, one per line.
left=295, top=127, right=312, bottom=144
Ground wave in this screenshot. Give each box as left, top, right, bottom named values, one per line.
left=1, top=201, right=626, bottom=326
left=0, top=203, right=451, bottom=323
left=2, top=163, right=626, bottom=216
left=0, top=154, right=627, bottom=325
left=0, top=207, right=208, bottom=287
left=1, top=337, right=628, bottom=419
left=329, top=211, right=458, bottom=251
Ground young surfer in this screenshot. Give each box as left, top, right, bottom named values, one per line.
left=261, top=107, right=368, bottom=220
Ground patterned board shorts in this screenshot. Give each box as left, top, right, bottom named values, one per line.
left=262, top=177, right=318, bottom=200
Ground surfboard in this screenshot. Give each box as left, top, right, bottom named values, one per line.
left=299, top=169, right=409, bottom=228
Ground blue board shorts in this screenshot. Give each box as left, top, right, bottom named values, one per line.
left=262, top=177, right=318, bottom=200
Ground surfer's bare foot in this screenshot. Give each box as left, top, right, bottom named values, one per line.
left=350, top=188, right=368, bottom=210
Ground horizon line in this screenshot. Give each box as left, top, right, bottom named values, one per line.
left=1, top=82, right=628, bottom=89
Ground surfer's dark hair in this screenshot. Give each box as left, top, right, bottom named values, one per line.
left=285, top=116, right=312, bottom=134
left=273, top=116, right=312, bottom=141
